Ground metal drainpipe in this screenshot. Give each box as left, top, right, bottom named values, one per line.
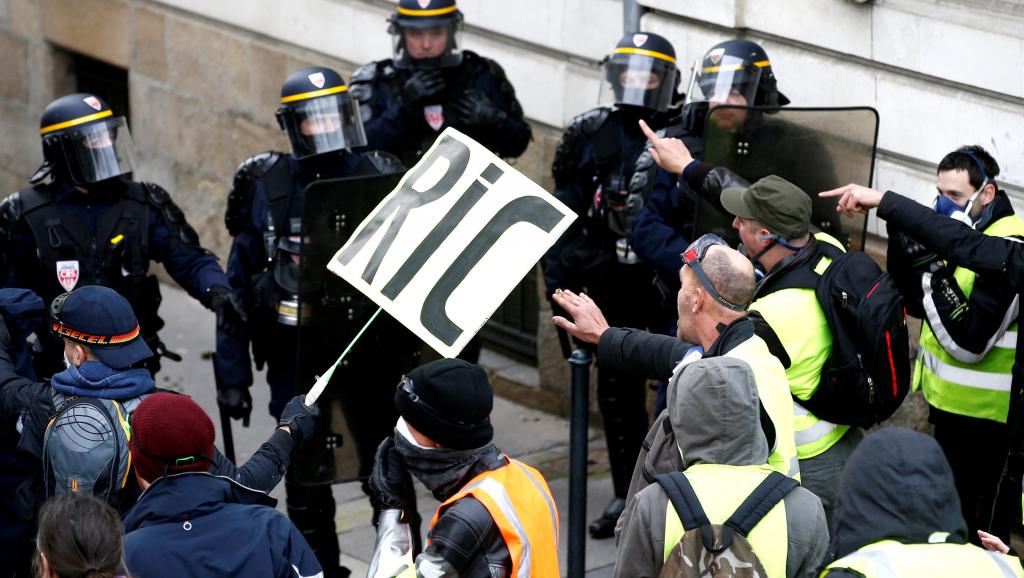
left=623, top=0, right=644, bottom=34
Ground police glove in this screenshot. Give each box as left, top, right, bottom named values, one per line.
left=278, top=395, right=319, bottom=446
left=402, top=70, right=446, bottom=105
left=217, top=385, right=252, bottom=426
left=369, top=437, right=413, bottom=512
left=454, top=89, right=507, bottom=127
left=208, top=285, right=248, bottom=337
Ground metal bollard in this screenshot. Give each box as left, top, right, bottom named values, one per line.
left=568, top=348, right=592, bottom=578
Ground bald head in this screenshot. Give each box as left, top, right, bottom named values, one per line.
left=700, top=245, right=756, bottom=310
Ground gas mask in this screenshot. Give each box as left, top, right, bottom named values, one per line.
left=932, top=184, right=985, bottom=227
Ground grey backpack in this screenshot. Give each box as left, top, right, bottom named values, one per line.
left=655, top=471, right=797, bottom=578
left=42, top=394, right=132, bottom=504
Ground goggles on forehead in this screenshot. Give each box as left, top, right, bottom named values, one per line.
left=681, top=234, right=747, bottom=312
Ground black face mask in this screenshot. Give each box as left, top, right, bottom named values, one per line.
left=392, top=433, right=498, bottom=502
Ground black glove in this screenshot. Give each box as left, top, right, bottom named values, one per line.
left=453, top=89, right=507, bottom=127
left=369, top=437, right=413, bottom=512
left=208, top=285, right=248, bottom=336
left=402, top=70, right=446, bottom=105
left=895, top=231, right=944, bottom=274
left=277, top=395, right=320, bottom=446
left=217, top=386, right=252, bottom=427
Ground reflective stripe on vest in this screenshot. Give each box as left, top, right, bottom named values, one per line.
left=915, top=214, right=1024, bottom=424
left=751, top=286, right=849, bottom=459
left=823, top=540, right=1024, bottom=578
left=663, top=464, right=789, bottom=578
left=724, top=336, right=801, bottom=480
left=430, top=459, right=560, bottom=578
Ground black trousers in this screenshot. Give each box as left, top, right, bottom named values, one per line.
left=930, top=406, right=1009, bottom=543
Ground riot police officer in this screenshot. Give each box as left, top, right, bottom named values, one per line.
left=350, top=0, right=532, bottom=167
left=215, top=66, right=421, bottom=577
left=0, top=93, right=241, bottom=377
left=542, top=32, right=679, bottom=539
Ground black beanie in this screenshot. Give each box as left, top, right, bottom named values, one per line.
left=395, top=359, right=494, bottom=450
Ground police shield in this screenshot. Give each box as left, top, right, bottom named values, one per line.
left=288, top=171, right=414, bottom=485
left=700, top=106, right=879, bottom=249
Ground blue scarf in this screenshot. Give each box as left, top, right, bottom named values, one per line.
left=50, top=360, right=155, bottom=400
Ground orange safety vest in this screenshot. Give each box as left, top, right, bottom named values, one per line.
left=429, top=458, right=560, bottom=578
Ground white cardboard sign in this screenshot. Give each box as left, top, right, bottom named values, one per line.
left=327, top=128, right=576, bottom=358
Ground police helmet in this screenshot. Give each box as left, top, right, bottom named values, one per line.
left=37, top=93, right=135, bottom=185
left=686, top=39, right=789, bottom=108
left=388, top=0, right=464, bottom=69
left=599, top=32, right=679, bottom=112
left=275, top=67, right=367, bottom=159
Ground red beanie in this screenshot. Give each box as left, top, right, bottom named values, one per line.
left=129, top=392, right=216, bottom=483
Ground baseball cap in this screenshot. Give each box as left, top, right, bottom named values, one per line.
left=721, top=175, right=812, bottom=241
left=50, top=285, right=153, bottom=370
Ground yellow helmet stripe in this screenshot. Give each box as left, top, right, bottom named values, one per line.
left=39, top=110, right=113, bottom=136
left=397, top=5, right=458, bottom=17
left=279, top=85, right=348, bottom=104
left=613, top=47, right=676, bottom=65
left=701, top=59, right=771, bottom=74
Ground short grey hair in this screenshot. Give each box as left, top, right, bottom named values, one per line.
left=701, top=245, right=756, bottom=308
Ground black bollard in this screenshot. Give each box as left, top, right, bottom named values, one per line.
left=568, top=348, right=592, bottom=578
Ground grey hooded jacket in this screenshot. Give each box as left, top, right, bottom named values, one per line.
left=614, top=357, right=828, bottom=578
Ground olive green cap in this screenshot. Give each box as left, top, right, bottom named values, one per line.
left=721, top=175, right=811, bottom=241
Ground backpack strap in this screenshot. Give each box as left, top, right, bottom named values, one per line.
left=655, top=472, right=716, bottom=553
left=724, top=471, right=798, bottom=540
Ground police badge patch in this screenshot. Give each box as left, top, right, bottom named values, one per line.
left=417, top=0, right=431, bottom=7
left=707, top=48, right=725, bottom=66
left=632, top=34, right=648, bottom=47
left=308, top=72, right=326, bottom=89
left=83, top=96, right=102, bottom=111
left=56, top=260, right=80, bottom=292
left=424, top=104, right=445, bottom=131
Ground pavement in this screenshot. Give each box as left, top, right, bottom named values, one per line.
left=157, top=282, right=620, bottom=577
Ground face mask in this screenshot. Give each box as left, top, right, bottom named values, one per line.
left=392, top=432, right=497, bottom=502
left=933, top=189, right=982, bottom=226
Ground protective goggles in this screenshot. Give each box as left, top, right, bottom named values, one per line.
left=681, top=234, right=747, bottom=312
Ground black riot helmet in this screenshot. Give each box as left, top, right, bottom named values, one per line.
left=35, top=93, right=136, bottom=185
left=685, top=39, right=790, bottom=108
left=387, top=0, right=464, bottom=70
left=275, top=67, right=367, bottom=159
left=599, top=32, right=679, bottom=112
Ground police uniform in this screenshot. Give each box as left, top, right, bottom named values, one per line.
left=0, top=93, right=234, bottom=377
left=350, top=0, right=531, bottom=168
left=215, top=66, right=420, bottom=577
left=542, top=32, right=680, bottom=539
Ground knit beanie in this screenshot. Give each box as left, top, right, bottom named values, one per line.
left=394, top=359, right=493, bottom=450
left=129, top=392, right=215, bottom=483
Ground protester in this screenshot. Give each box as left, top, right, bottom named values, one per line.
left=123, top=392, right=322, bottom=578
left=34, top=493, right=130, bottom=578
left=552, top=237, right=800, bottom=496
left=615, top=356, right=827, bottom=578
left=367, top=359, right=560, bottom=577
left=821, top=428, right=1022, bottom=577
left=824, top=182, right=1024, bottom=544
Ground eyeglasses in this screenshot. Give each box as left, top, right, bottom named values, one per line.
left=681, top=234, right=746, bottom=312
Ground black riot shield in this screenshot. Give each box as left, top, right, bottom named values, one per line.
left=287, top=172, right=406, bottom=485
left=699, top=106, right=879, bottom=249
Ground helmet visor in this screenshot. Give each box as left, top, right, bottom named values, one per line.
left=281, top=93, right=367, bottom=159
left=598, top=52, right=678, bottom=112
left=390, top=22, right=462, bottom=69
left=60, top=117, right=135, bottom=183
left=684, top=55, right=763, bottom=108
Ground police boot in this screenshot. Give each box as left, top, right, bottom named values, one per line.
left=591, top=369, right=648, bottom=539
left=285, top=481, right=349, bottom=578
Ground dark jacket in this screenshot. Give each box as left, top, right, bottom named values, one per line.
left=123, top=472, right=320, bottom=578
left=351, top=51, right=531, bottom=166
left=823, top=428, right=968, bottom=576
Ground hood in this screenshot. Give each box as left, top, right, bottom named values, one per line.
left=49, top=360, right=154, bottom=399
left=831, top=428, right=967, bottom=559
left=668, top=357, right=769, bottom=469
left=123, top=472, right=277, bottom=532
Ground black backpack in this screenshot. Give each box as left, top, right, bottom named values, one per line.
left=655, top=471, right=798, bottom=578
left=761, top=241, right=911, bottom=429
